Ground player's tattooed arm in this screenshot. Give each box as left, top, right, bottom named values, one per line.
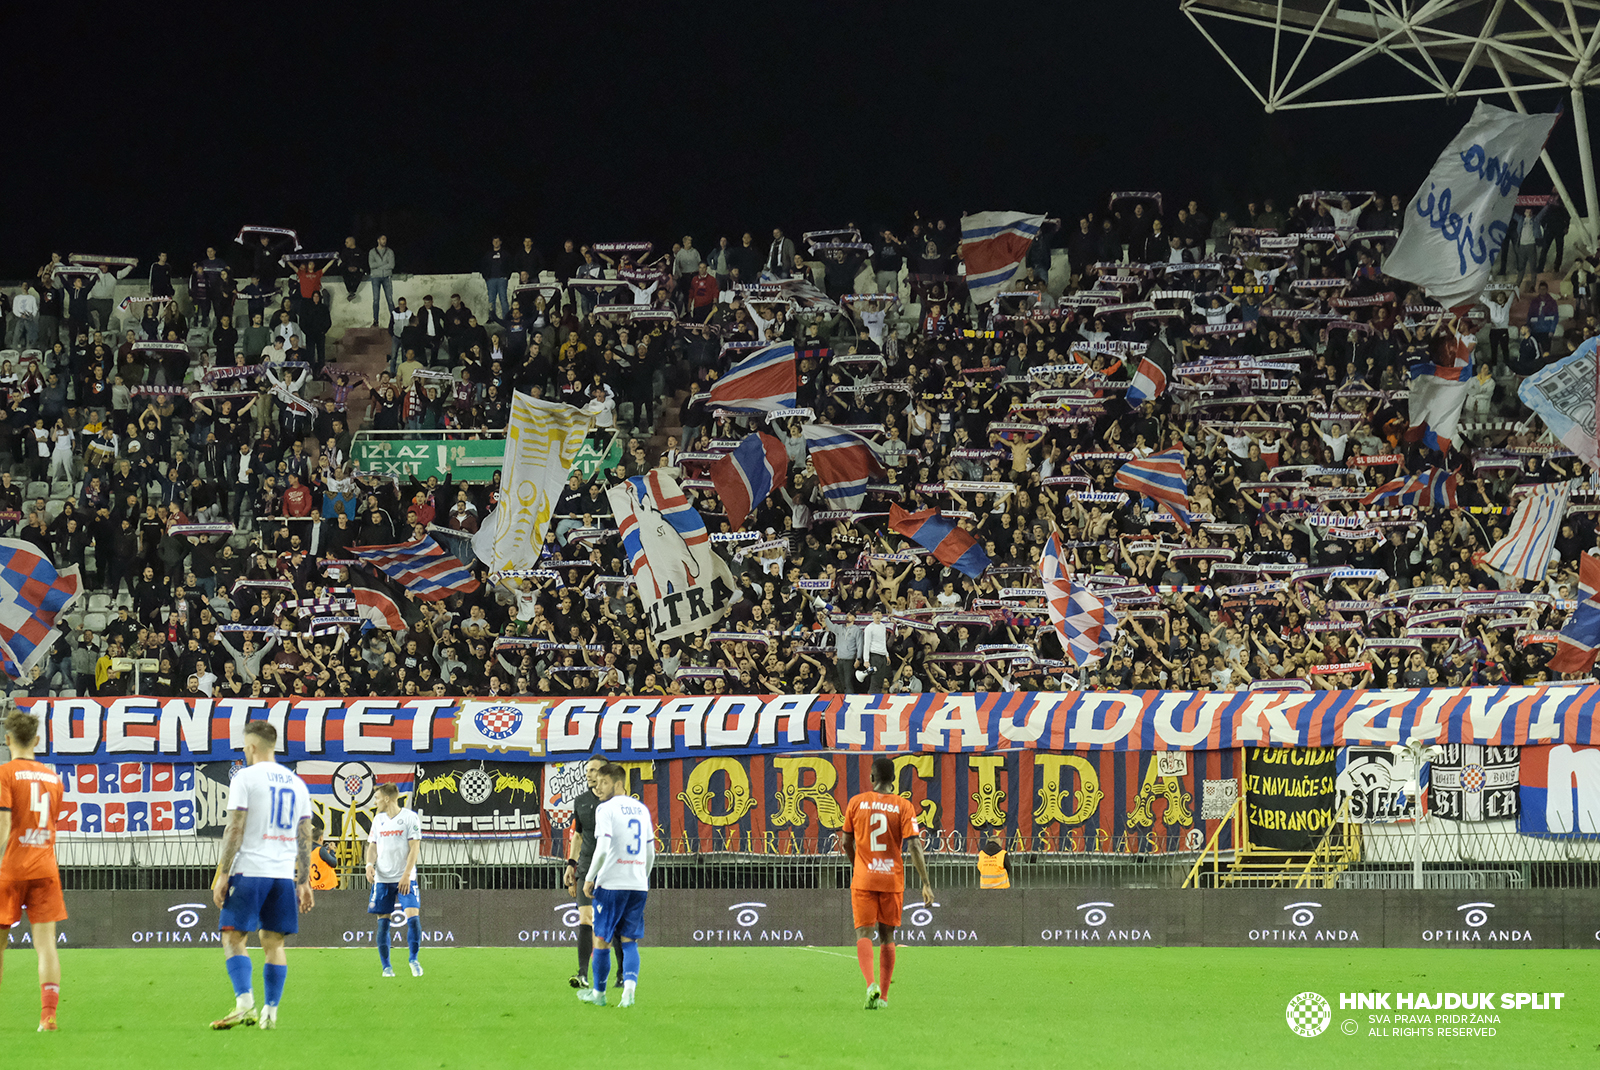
left=216, top=810, right=247, bottom=876
left=296, top=817, right=314, bottom=885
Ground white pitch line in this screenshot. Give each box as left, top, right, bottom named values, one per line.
left=796, top=946, right=854, bottom=958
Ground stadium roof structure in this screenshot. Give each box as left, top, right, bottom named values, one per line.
left=1180, top=0, right=1600, bottom=250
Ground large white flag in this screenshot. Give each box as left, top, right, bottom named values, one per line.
left=1385, top=101, right=1560, bottom=309
left=606, top=471, right=735, bottom=643
left=473, top=393, right=591, bottom=572
left=1520, top=335, right=1600, bottom=468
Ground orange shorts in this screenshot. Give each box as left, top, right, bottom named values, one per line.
left=851, top=887, right=903, bottom=930
left=0, top=877, right=67, bottom=927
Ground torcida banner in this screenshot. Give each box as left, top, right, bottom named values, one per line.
left=14, top=685, right=1600, bottom=763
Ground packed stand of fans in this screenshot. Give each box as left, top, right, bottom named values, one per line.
left=1, top=193, right=1597, bottom=700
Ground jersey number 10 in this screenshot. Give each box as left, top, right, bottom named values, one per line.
left=267, top=787, right=297, bottom=831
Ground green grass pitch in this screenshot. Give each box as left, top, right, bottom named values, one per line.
left=0, top=946, right=1593, bottom=1069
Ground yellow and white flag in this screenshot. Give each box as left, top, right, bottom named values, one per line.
left=473, top=393, right=591, bottom=571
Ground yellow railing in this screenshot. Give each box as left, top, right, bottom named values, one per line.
left=1182, top=796, right=1245, bottom=888
left=1293, top=794, right=1360, bottom=889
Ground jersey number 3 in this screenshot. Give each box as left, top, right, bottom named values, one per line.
left=625, top=817, right=642, bottom=856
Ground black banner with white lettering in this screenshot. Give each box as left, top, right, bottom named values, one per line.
left=414, top=761, right=543, bottom=840
left=1245, top=746, right=1337, bottom=850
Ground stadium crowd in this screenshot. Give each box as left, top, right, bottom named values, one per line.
left=2, top=192, right=1598, bottom=701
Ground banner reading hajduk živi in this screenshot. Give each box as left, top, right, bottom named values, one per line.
left=16, top=687, right=1600, bottom=762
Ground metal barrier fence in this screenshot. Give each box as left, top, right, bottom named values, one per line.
left=56, top=826, right=1600, bottom=894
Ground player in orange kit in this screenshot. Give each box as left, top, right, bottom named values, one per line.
left=0, top=706, right=67, bottom=1031
left=842, top=756, right=933, bottom=1011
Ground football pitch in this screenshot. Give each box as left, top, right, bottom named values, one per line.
left=0, top=946, right=1593, bottom=1069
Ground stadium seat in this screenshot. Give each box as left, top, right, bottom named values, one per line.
left=26, top=481, right=48, bottom=500
left=0, top=350, right=17, bottom=365
left=87, top=593, right=112, bottom=614
left=44, top=499, right=63, bottom=522
left=83, top=611, right=108, bottom=633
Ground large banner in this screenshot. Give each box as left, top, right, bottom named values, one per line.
left=414, top=761, right=542, bottom=839
left=607, top=472, right=736, bottom=642
left=1428, top=743, right=1520, bottom=821
left=1334, top=745, right=1423, bottom=824
left=473, top=392, right=591, bottom=572
left=19, top=686, right=1600, bottom=764
left=1384, top=101, right=1560, bottom=308
left=55, top=762, right=197, bottom=837
left=1518, top=744, right=1600, bottom=838
left=17, top=695, right=824, bottom=763
left=1245, top=747, right=1336, bottom=850
left=614, top=750, right=1240, bottom=856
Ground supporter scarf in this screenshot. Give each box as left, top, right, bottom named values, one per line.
left=1109, top=191, right=1164, bottom=213
left=841, top=293, right=900, bottom=305
left=1331, top=292, right=1396, bottom=308
left=69, top=253, right=139, bottom=267
left=1201, top=322, right=1250, bottom=336
left=234, top=225, right=301, bottom=249
left=169, top=523, right=234, bottom=537
left=118, top=294, right=174, bottom=310
left=809, top=242, right=873, bottom=252
left=283, top=251, right=341, bottom=263
left=130, top=386, right=188, bottom=397
left=593, top=242, right=654, bottom=255
left=1310, top=661, right=1371, bottom=674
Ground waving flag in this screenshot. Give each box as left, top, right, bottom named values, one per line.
left=351, top=536, right=480, bottom=601
left=1484, top=481, right=1571, bottom=580
left=1126, top=337, right=1174, bottom=408
left=960, top=211, right=1046, bottom=305
left=1384, top=101, right=1560, bottom=309
left=708, top=432, right=787, bottom=531
left=348, top=570, right=423, bottom=631
left=606, top=471, right=735, bottom=642
left=1113, top=448, right=1190, bottom=529
left=1405, top=361, right=1473, bottom=453
left=0, top=541, right=80, bottom=679
left=1520, top=336, right=1600, bottom=468
left=1361, top=467, right=1458, bottom=508
left=473, top=392, right=592, bottom=573
left=1551, top=553, right=1600, bottom=674
left=889, top=503, right=990, bottom=579
left=707, top=342, right=797, bottom=413
left=802, top=423, right=885, bottom=511
left=1040, top=533, right=1117, bottom=666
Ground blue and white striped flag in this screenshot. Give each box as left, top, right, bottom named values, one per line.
left=1484, top=482, right=1571, bottom=581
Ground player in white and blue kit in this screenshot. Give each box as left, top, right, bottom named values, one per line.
left=578, top=762, right=655, bottom=1009
left=366, top=782, right=424, bottom=977
left=209, top=720, right=314, bottom=1030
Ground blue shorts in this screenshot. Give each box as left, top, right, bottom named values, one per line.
left=220, top=876, right=299, bottom=935
left=368, top=881, right=422, bottom=916
left=591, top=887, right=647, bottom=944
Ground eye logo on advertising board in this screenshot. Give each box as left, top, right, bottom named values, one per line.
left=692, top=900, right=804, bottom=944
left=514, top=902, right=581, bottom=944
left=1420, top=900, right=1532, bottom=943
left=131, top=900, right=218, bottom=944
left=1039, top=899, right=1153, bottom=944
left=1247, top=900, right=1360, bottom=944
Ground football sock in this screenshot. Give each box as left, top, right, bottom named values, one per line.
left=377, top=920, right=392, bottom=969
left=855, top=938, right=874, bottom=984
left=591, top=949, right=611, bottom=994
left=578, top=924, right=593, bottom=978
left=879, top=944, right=896, bottom=999
left=225, top=954, right=254, bottom=1002
left=406, top=917, right=422, bottom=961
left=620, top=941, right=640, bottom=983
left=41, top=983, right=59, bottom=1016
left=263, top=963, right=286, bottom=1007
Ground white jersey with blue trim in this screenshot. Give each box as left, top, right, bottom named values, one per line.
left=226, top=761, right=311, bottom=880
left=369, top=807, right=422, bottom=882
left=586, top=795, right=655, bottom=892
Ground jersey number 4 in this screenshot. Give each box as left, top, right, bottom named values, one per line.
left=19, top=782, right=53, bottom=846
left=868, top=812, right=889, bottom=853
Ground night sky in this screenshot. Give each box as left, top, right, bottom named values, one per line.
left=4, top=6, right=1579, bottom=278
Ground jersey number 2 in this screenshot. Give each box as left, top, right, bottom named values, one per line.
left=868, top=812, right=889, bottom=853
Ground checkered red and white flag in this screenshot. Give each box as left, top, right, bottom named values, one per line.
left=0, top=539, right=82, bottom=680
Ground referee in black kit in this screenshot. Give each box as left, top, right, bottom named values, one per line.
left=566, top=756, right=624, bottom=991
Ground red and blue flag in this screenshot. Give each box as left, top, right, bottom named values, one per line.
left=889, top=503, right=990, bottom=579
left=707, top=341, right=797, bottom=412
left=1360, top=467, right=1458, bottom=507
left=709, top=432, right=788, bottom=532
left=0, top=540, right=81, bottom=679
left=801, top=423, right=884, bottom=511
left=1112, top=448, right=1190, bottom=529
left=1551, top=552, right=1600, bottom=675
left=1040, top=532, right=1118, bottom=667
left=960, top=211, right=1046, bottom=305
left=1126, top=337, right=1174, bottom=408
left=350, top=535, right=480, bottom=601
